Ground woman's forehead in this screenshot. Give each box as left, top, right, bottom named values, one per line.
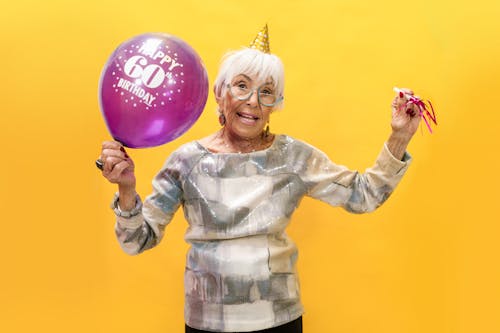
left=232, top=73, right=274, bottom=85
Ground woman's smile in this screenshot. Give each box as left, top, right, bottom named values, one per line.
left=236, top=111, right=260, bottom=125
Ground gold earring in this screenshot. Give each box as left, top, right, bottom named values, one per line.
left=219, top=113, right=226, bottom=126
left=263, top=123, right=270, bottom=137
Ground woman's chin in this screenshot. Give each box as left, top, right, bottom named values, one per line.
left=227, top=125, right=264, bottom=140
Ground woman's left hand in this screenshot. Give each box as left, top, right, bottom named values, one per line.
left=391, top=88, right=422, bottom=139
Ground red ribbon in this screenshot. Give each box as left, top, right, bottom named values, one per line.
left=406, top=96, right=437, bottom=133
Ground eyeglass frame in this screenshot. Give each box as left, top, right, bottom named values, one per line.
left=226, top=83, right=284, bottom=107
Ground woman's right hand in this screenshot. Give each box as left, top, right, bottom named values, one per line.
left=99, top=141, right=136, bottom=190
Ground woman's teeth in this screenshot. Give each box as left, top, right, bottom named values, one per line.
left=237, top=112, right=259, bottom=120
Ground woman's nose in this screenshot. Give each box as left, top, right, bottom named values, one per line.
left=246, top=90, right=259, bottom=107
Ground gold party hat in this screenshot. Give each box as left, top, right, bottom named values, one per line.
left=249, top=24, right=271, bottom=53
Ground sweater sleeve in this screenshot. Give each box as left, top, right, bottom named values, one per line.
left=298, top=142, right=411, bottom=213
left=114, top=151, right=184, bottom=255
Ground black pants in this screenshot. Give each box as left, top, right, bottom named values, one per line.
left=185, top=316, right=303, bottom=333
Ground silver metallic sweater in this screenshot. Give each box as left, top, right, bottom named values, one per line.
left=114, top=135, right=411, bottom=332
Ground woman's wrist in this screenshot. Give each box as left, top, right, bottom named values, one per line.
left=118, top=184, right=137, bottom=211
left=387, top=131, right=412, bottom=160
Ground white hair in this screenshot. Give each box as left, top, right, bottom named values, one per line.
left=214, top=48, right=285, bottom=109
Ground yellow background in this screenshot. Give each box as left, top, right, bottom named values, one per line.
left=1, top=0, right=499, bottom=332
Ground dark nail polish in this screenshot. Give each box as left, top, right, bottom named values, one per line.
left=120, top=147, right=126, bottom=152
left=399, top=91, right=404, bottom=98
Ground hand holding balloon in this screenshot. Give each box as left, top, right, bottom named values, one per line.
left=99, top=141, right=136, bottom=188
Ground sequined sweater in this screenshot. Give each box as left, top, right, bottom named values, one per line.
left=114, top=135, right=411, bottom=332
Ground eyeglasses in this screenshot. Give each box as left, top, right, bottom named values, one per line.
left=226, top=83, right=283, bottom=107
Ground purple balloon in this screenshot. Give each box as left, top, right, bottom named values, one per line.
left=99, top=33, right=209, bottom=148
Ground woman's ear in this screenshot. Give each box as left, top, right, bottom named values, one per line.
left=214, top=85, right=221, bottom=104
left=214, top=85, right=227, bottom=115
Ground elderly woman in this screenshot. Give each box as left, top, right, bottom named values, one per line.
left=99, top=28, right=420, bottom=333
